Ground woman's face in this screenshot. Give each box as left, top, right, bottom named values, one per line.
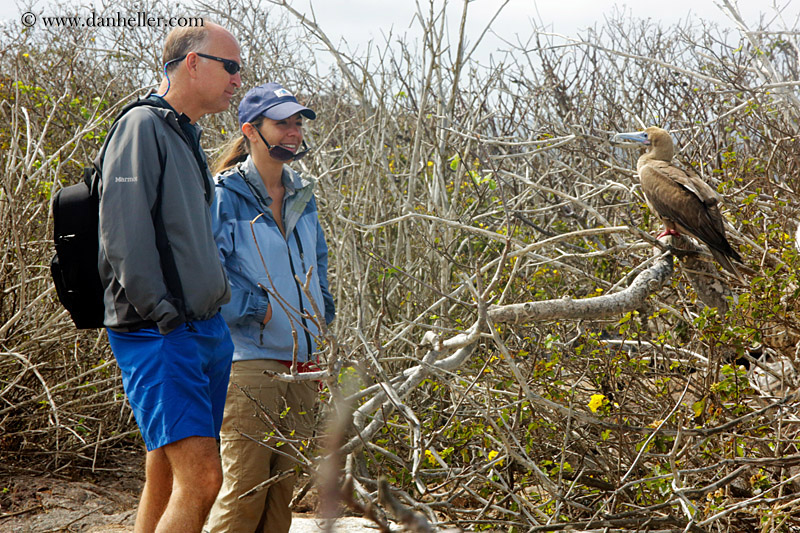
left=257, top=112, right=305, bottom=161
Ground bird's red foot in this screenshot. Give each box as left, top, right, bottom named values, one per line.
left=656, top=228, right=681, bottom=239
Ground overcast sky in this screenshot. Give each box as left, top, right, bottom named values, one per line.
left=282, top=0, right=799, bottom=67
left=293, top=0, right=799, bottom=46
left=3, top=0, right=798, bottom=60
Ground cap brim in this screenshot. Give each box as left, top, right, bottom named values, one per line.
left=263, top=101, right=316, bottom=120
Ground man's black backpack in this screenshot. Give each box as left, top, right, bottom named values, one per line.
left=50, top=164, right=106, bottom=328
left=50, top=99, right=180, bottom=329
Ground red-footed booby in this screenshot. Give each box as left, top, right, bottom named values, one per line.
left=614, top=126, right=743, bottom=278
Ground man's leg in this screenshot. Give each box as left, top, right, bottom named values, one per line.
left=134, top=447, right=172, bottom=533
left=109, top=316, right=232, bottom=532
left=154, top=436, right=223, bottom=533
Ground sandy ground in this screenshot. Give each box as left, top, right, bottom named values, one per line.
left=0, top=472, right=382, bottom=532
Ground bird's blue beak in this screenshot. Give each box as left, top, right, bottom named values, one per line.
left=613, top=131, right=650, bottom=145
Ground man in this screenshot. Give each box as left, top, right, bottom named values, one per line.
left=97, top=22, right=241, bottom=533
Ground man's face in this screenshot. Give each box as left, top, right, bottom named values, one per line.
left=194, top=29, right=241, bottom=115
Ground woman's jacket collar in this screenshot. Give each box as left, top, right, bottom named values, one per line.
left=216, top=155, right=316, bottom=236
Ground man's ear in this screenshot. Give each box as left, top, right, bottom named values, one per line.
left=183, top=52, right=200, bottom=78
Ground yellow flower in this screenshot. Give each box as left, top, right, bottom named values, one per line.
left=425, top=449, right=436, bottom=465
left=588, top=394, right=606, bottom=413
left=488, top=450, right=504, bottom=466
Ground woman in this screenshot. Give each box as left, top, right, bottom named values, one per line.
left=205, top=82, right=335, bottom=533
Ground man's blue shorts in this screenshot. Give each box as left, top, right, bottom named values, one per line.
left=107, top=313, right=234, bottom=451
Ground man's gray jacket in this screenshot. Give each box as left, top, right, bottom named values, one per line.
left=98, top=104, right=231, bottom=334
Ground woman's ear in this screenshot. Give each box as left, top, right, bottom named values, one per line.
left=241, top=122, right=257, bottom=144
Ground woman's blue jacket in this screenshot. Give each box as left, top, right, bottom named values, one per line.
left=211, top=156, right=335, bottom=362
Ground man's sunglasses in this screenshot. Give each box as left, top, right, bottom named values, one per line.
left=172, top=52, right=241, bottom=75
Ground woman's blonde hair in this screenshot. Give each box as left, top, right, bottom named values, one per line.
left=212, top=117, right=264, bottom=175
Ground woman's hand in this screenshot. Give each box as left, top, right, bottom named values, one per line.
left=262, top=303, right=273, bottom=325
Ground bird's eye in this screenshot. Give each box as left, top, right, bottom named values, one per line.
left=643, top=133, right=648, bottom=138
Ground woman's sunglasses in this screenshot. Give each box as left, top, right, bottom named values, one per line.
left=254, top=128, right=310, bottom=161
left=172, top=52, right=241, bottom=75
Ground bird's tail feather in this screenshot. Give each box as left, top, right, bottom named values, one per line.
left=710, top=248, right=745, bottom=283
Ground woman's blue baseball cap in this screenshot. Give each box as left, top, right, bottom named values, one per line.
left=238, top=82, right=316, bottom=126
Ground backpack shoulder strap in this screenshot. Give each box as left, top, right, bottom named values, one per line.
left=151, top=138, right=186, bottom=315
left=87, top=98, right=163, bottom=197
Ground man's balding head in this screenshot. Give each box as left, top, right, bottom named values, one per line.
left=158, top=22, right=241, bottom=121
left=162, top=22, right=236, bottom=73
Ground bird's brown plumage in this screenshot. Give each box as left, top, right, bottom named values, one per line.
left=619, top=127, right=743, bottom=278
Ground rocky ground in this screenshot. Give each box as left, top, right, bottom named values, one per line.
left=0, top=461, right=380, bottom=532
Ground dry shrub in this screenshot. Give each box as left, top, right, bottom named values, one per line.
left=3, top=0, right=800, bottom=530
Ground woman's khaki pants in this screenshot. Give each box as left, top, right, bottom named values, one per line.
left=206, top=359, right=317, bottom=533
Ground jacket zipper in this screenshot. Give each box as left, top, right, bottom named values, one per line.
left=241, top=170, right=314, bottom=357
left=288, top=227, right=313, bottom=357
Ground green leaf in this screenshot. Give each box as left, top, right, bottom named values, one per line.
left=692, top=399, right=705, bottom=419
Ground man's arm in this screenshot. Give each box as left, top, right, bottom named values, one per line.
left=99, top=109, right=183, bottom=333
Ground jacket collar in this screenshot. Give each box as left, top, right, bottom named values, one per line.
left=242, top=156, right=302, bottom=203
left=217, top=155, right=315, bottom=235
left=145, top=94, right=204, bottom=141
